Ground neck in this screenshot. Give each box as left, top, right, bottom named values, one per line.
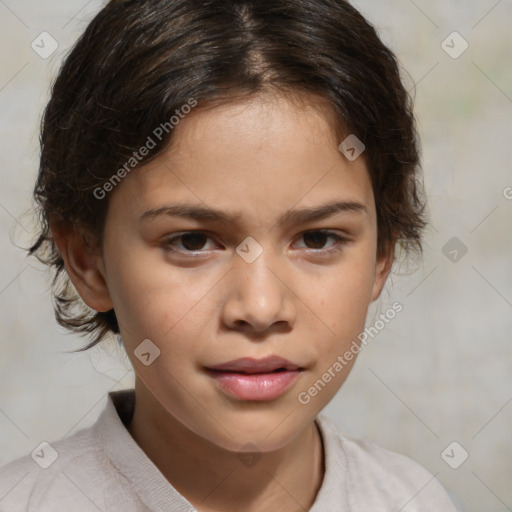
left=127, top=380, right=325, bottom=512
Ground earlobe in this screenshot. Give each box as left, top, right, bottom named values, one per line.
left=50, top=219, right=114, bottom=312
left=370, top=239, right=396, bottom=302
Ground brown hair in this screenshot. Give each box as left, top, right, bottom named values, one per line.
left=30, top=0, right=427, bottom=349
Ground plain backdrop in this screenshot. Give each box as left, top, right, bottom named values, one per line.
left=1, top=1, right=511, bottom=511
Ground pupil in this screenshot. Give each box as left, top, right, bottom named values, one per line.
left=304, top=232, right=327, bottom=249
left=182, top=233, right=206, bottom=251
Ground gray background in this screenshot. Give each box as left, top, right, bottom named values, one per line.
left=1, top=1, right=511, bottom=511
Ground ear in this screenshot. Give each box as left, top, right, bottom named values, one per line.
left=50, top=219, right=114, bottom=312
left=370, top=237, right=396, bottom=302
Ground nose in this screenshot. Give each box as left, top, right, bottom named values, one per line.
left=221, top=249, right=297, bottom=335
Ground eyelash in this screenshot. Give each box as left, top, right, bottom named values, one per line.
left=161, top=230, right=349, bottom=257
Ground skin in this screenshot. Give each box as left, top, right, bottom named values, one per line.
left=52, top=91, right=394, bottom=512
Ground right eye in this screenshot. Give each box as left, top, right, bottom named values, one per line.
left=161, top=231, right=220, bottom=255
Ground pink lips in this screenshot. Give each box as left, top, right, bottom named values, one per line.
left=206, top=356, right=304, bottom=401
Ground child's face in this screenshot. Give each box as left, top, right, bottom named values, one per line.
left=91, top=93, right=392, bottom=451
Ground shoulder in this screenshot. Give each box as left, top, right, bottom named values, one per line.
left=316, top=414, right=458, bottom=511
left=0, top=424, right=113, bottom=512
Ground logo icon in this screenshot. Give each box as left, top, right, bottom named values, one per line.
left=441, top=441, right=469, bottom=469
left=339, top=134, right=365, bottom=161
left=236, top=236, right=263, bottom=264
left=441, top=32, right=469, bottom=59
left=237, top=443, right=262, bottom=468
left=31, top=32, right=59, bottom=59
left=31, top=441, right=59, bottom=469
left=442, top=237, right=468, bottom=263
left=134, top=339, right=161, bottom=366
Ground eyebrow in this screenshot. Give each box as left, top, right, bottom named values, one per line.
left=140, top=199, right=367, bottom=227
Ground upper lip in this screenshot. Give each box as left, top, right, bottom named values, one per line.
left=206, top=356, right=302, bottom=374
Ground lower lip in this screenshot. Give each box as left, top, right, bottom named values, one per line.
left=206, top=369, right=302, bottom=401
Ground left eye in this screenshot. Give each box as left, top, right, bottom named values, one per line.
left=294, top=230, right=347, bottom=251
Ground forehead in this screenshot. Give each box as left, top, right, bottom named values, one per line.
left=109, top=92, right=375, bottom=224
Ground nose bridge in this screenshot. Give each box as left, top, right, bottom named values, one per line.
left=223, top=241, right=295, bottom=331
left=239, top=248, right=278, bottom=295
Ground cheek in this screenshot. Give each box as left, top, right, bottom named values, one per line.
left=104, top=246, right=218, bottom=344
left=293, top=253, right=376, bottom=409
left=307, top=248, right=376, bottom=352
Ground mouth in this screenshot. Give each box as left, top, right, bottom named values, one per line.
left=205, top=356, right=305, bottom=401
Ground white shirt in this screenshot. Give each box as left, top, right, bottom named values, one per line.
left=0, top=389, right=457, bottom=511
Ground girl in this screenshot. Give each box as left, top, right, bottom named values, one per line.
left=0, top=1, right=457, bottom=510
